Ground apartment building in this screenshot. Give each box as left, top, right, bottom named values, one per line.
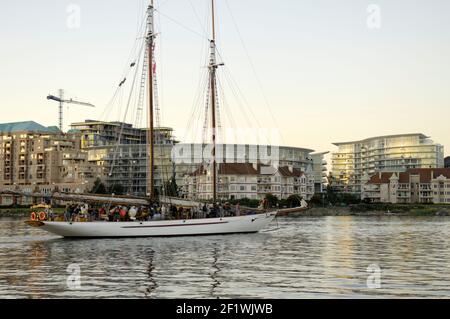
left=0, top=121, right=99, bottom=205
left=69, top=120, right=328, bottom=197
left=331, top=134, right=444, bottom=194
left=183, top=163, right=315, bottom=201
left=361, top=168, right=450, bottom=204
left=310, top=151, right=329, bottom=193
left=71, top=120, right=178, bottom=196
left=174, top=143, right=327, bottom=194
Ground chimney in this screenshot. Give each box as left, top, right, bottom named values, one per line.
left=379, top=172, right=382, bottom=179
left=288, top=165, right=293, bottom=173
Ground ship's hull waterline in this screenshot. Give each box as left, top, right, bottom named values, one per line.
left=29, top=212, right=277, bottom=238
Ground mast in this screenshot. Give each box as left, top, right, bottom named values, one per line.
left=209, top=0, right=219, bottom=203
left=147, top=1, right=155, bottom=200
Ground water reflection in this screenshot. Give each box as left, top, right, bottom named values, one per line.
left=144, top=248, right=156, bottom=298
left=209, top=244, right=221, bottom=298
left=1, top=216, right=450, bottom=298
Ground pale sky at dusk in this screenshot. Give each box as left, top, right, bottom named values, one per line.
left=0, top=0, right=449, bottom=157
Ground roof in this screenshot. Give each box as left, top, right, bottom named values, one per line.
left=278, top=166, right=304, bottom=177
left=219, top=163, right=258, bottom=175
left=191, top=163, right=259, bottom=176
left=333, top=133, right=428, bottom=146
left=0, top=121, right=61, bottom=134
left=367, top=168, right=450, bottom=184
left=367, top=172, right=395, bottom=184
left=408, top=168, right=450, bottom=183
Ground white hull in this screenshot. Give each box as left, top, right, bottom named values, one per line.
left=38, top=212, right=277, bottom=238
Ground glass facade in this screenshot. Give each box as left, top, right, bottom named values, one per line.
left=331, top=134, right=444, bottom=194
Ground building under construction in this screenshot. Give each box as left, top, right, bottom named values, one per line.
left=71, top=120, right=177, bottom=196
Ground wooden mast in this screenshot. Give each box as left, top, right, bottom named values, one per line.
left=209, top=0, right=218, bottom=203
left=147, top=0, right=155, bottom=200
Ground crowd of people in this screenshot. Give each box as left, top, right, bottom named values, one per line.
left=62, top=201, right=248, bottom=222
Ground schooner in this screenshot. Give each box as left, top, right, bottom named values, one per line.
left=24, top=0, right=277, bottom=238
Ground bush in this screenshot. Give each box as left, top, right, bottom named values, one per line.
left=265, top=193, right=279, bottom=208
left=90, top=178, right=107, bottom=194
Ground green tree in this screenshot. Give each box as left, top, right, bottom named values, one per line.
left=164, top=178, right=178, bottom=197
left=325, top=185, right=338, bottom=205
left=90, top=178, right=107, bottom=194
left=265, top=193, right=279, bottom=208
left=108, top=183, right=125, bottom=195
left=285, top=194, right=301, bottom=207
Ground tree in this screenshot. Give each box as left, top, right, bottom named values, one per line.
left=265, top=193, right=279, bottom=208
left=108, top=183, right=124, bottom=195
left=164, top=178, right=178, bottom=197
left=234, top=197, right=260, bottom=208
left=325, top=185, right=339, bottom=205
left=341, top=193, right=361, bottom=205
left=90, top=178, right=107, bottom=194
left=285, top=195, right=301, bottom=207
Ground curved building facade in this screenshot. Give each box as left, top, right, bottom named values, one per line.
left=331, top=133, right=444, bottom=194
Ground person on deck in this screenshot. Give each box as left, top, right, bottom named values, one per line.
left=235, top=203, right=241, bottom=216
left=161, top=204, right=167, bottom=220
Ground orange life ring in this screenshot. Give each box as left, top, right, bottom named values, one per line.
left=30, top=212, right=37, bottom=221
left=38, top=211, right=46, bottom=221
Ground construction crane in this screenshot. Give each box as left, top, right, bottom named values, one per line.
left=46, top=89, right=95, bottom=132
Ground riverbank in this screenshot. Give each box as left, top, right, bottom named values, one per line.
left=287, top=204, right=450, bottom=217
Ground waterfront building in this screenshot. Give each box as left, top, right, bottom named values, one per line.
left=331, top=134, right=444, bottom=194
left=183, top=163, right=315, bottom=201
left=104, top=128, right=176, bottom=196
left=0, top=121, right=100, bottom=206
left=310, top=152, right=329, bottom=193
left=361, top=168, right=450, bottom=204
left=173, top=143, right=327, bottom=196
left=71, top=120, right=177, bottom=196
left=70, top=120, right=146, bottom=148
left=69, top=120, right=328, bottom=198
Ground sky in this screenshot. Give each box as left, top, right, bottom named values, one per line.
left=0, top=0, right=449, bottom=159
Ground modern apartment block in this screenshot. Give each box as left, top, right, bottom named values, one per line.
left=0, top=121, right=100, bottom=205
left=183, top=163, right=315, bottom=201
left=71, top=120, right=178, bottom=196
left=310, top=152, right=329, bottom=193
left=104, top=128, right=176, bottom=196
left=70, top=120, right=146, bottom=148
left=361, top=168, right=450, bottom=204
left=331, top=134, right=444, bottom=194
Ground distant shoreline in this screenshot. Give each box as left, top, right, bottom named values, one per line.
left=285, top=205, right=450, bottom=217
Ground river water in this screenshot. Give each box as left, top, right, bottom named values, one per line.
left=0, top=216, right=449, bottom=298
